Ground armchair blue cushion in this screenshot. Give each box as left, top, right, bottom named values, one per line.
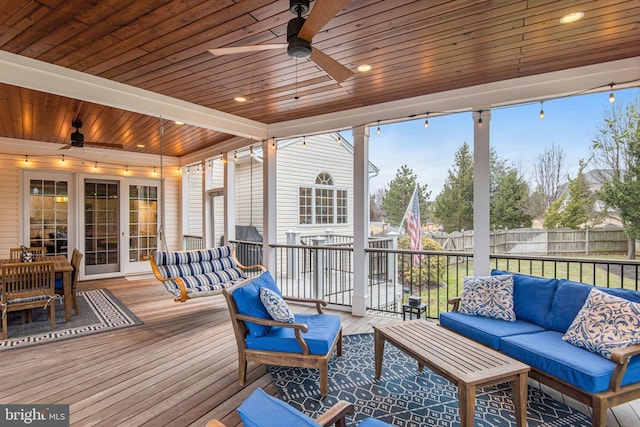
left=245, top=313, right=342, bottom=354
left=238, top=388, right=320, bottom=427
left=237, top=388, right=393, bottom=427
left=232, top=271, right=282, bottom=337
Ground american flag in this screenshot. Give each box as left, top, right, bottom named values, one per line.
left=405, top=186, right=422, bottom=266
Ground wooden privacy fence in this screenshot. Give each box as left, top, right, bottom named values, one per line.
left=427, top=227, right=629, bottom=255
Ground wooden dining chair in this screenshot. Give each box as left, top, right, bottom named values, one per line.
left=55, top=249, right=83, bottom=315
left=1, top=260, right=56, bottom=339
left=10, top=247, right=47, bottom=261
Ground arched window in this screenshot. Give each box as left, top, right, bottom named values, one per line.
left=299, top=172, right=347, bottom=225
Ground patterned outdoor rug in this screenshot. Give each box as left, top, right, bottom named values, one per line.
left=269, top=333, right=592, bottom=427
left=1, top=289, right=142, bottom=351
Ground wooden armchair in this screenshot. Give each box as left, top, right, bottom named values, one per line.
left=223, top=272, right=342, bottom=396
left=1, top=260, right=56, bottom=339
left=206, top=387, right=392, bottom=427
left=55, top=249, right=83, bottom=315
left=10, top=247, right=47, bottom=261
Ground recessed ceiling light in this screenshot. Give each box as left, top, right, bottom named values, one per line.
left=174, top=121, right=184, bottom=125
left=357, top=64, right=372, bottom=73
left=560, top=11, right=584, bottom=24
left=137, top=144, right=145, bottom=148
left=234, top=96, right=247, bottom=102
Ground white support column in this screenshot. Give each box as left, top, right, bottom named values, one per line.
left=224, top=152, right=236, bottom=245
left=262, top=138, right=277, bottom=271
left=202, top=159, right=211, bottom=248
left=352, top=125, right=369, bottom=316
left=473, top=109, right=491, bottom=275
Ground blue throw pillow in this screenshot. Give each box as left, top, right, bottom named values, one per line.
left=259, top=287, right=294, bottom=323
left=232, top=271, right=282, bottom=337
left=459, top=275, right=516, bottom=321
left=563, top=288, right=640, bottom=359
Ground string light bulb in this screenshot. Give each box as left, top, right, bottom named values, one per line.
left=187, top=166, right=190, bottom=175
left=539, top=101, right=545, bottom=119
left=94, top=161, right=98, bottom=170
left=376, top=120, right=381, bottom=135
left=337, top=132, right=342, bottom=143
left=220, top=153, right=226, bottom=164
left=153, top=166, right=157, bottom=175
left=125, top=165, right=129, bottom=173
left=609, top=84, right=615, bottom=103
left=209, top=160, right=213, bottom=170
left=234, top=151, right=238, bottom=162
left=250, top=146, right=254, bottom=157
left=61, top=154, right=65, bottom=163
left=24, top=155, right=28, bottom=164
left=271, top=140, right=276, bottom=149
left=302, top=136, right=307, bottom=148
left=424, top=113, right=430, bottom=129
left=477, top=110, right=483, bottom=127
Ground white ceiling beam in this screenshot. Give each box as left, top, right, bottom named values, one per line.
left=0, top=51, right=268, bottom=141
left=268, top=57, right=640, bottom=138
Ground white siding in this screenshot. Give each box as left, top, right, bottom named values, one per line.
left=0, top=156, right=20, bottom=257
left=275, top=135, right=355, bottom=244
left=186, top=168, right=202, bottom=236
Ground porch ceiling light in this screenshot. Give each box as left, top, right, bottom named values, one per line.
left=357, top=64, right=372, bottom=73
left=234, top=96, right=247, bottom=103
left=560, top=12, right=584, bottom=24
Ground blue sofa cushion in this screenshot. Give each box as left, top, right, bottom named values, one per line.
left=359, top=419, right=393, bottom=427
left=238, top=388, right=321, bottom=427
left=245, top=313, right=341, bottom=355
left=439, top=311, right=545, bottom=350
left=563, top=289, right=640, bottom=359
left=233, top=271, right=282, bottom=337
left=459, top=275, right=516, bottom=321
left=491, top=269, right=558, bottom=328
left=548, top=279, right=640, bottom=333
left=500, top=330, right=640, bottom=394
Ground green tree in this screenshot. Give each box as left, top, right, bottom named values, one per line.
left=382, top=165, right=430, bottom=226
left=592, top=97, right=640, bottom=258
left=561, top=161, right=598, bottom=229
left=433, top=142, right=474, bottom=232
left=543, top=194, right=566, bottom=228
left=491, top=169, right=532, bottom=229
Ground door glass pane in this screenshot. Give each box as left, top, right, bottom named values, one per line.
left=29, top=179, right=68, bottom=257
left=85, top=180, right=119, bottom=274
left=129, top=184, right=158, bottom=262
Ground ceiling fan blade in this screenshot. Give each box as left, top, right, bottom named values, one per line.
left=311, top=47, right=354, bottom=83
left=84, top=141, right=124, bottom=149
left=208, top=44, right=287, bottom=56
left=298, top=0, right=351, bottom=41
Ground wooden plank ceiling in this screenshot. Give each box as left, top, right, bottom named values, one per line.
left=0, top=0, right=638, bottom=157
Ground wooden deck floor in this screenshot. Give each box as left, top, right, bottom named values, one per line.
left=1, top=275, right=639, bottom=426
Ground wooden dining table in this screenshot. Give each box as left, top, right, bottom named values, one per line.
left=0, top=255, right=74, bottom=322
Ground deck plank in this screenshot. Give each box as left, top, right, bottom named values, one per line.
left=0, top=275, right=637, bottom=426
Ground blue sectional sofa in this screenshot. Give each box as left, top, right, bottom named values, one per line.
left=439, top=270, right=640, bottom=427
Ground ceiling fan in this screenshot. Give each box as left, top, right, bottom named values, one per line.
left=208, top=0, right=355, bottom=83
left=59, top=119, right=124, bottom=150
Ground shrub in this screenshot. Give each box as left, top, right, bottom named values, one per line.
left=397, top=236, right=447, bottom=294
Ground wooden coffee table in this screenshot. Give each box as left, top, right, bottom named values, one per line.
left=374, top=320, right=530, bottom=427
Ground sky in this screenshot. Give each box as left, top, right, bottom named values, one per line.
left=367, top=87, right=639, bottom=199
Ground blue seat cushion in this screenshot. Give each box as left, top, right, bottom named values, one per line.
left=547, top=279, right=640, bottom=333
left=233, top=272, right=283, bottom=337
left=491, top=269, right=558, bottom=328
left=55, top=277, right=64, bottom=291
left=245, top=313, right=341, bottom=355
left=238, top=388, right=321, bottom=427
left=439, top=311, right=545, bottom=349
left=500, top=330, right=640, bottom=394
left=359, top=418, right=393, bottom=427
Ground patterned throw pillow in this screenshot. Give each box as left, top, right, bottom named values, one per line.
left=459, top=275, right=516, bottom=321
left=562, top=288, right=640, bottom=359
left=259, top=287, right=295, bottom=323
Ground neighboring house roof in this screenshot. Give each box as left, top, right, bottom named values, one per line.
left=237, top=133, right=379, bottom=177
